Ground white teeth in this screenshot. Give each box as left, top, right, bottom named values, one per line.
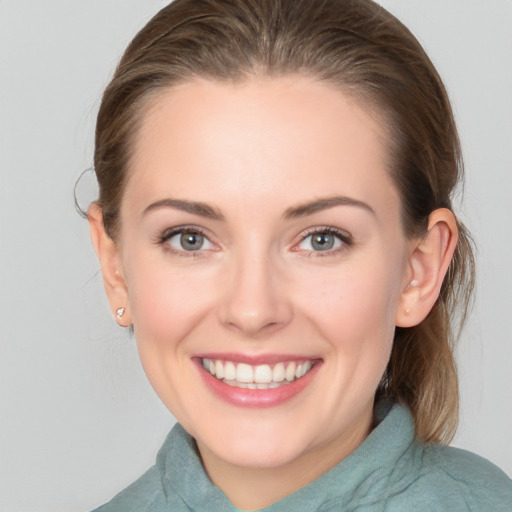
left=236, top=363, right=254, bottom=383
left=215, top=360, right=224, bottom=379
left=201, top=357, right=315, bottom=389
left=295, top=362, right=312, bottom=378
left=285, top=362, right=296, bottom=382
left=224, top=361, right=236, bottom=380
left=254, top=364, right=272, bottom=383
left=272, top=362, right=285, bottom=382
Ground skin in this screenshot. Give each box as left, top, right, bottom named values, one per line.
left=89, top=76, right=457, bottom=510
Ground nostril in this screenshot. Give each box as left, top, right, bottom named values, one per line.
left=222, top=306, right=293, bottom=337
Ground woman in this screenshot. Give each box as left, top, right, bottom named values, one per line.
left=88, top=0, right=512, bottom=509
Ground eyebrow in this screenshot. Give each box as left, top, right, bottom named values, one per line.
left=283, top=196, right=375, bottom=219
left=142, top=195, right=374, bottom=221
left=142, top=198, right=224, bottom=220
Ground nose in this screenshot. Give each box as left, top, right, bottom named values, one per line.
left=218, top=249, right=293, bottom=338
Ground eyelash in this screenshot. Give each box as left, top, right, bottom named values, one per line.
left=293, top=227, right=353, bottom=257
left=156, top=226, right=214, bottom=257
left=155, top=225, right=353, bottom=258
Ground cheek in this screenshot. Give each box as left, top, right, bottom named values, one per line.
left=297, top=257, right=402, bottom=351
left=124, top=254, right=217, bottom=352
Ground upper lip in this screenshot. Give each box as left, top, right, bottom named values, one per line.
left=194, top=353, right=320, bottom=365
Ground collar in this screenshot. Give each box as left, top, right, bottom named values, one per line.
left=156, top=402, right=416, bottom=511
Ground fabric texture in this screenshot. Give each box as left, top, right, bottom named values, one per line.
left=92, top=403, right=512, bottom=511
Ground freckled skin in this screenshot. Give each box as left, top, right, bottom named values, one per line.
left=116, top=76, right=414, bottom=508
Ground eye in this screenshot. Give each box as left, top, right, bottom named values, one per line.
left=296, top=228, right=351, bottom=254
left=161, top=228, right=215, bottom=253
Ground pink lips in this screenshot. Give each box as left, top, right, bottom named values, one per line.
left=195, top=355, right=321, bottom=408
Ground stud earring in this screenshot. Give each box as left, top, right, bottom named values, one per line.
left=405, top=279, right=419, bottom=292
left=116, top=307, right=126, bottom=319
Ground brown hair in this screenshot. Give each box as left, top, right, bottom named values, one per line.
left=94, top=0, right=475, bottom=442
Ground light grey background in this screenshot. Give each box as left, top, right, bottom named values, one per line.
left=0, top=1, right=510, bottom=511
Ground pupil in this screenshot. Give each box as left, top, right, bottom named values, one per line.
left=181, top=232, right=203, bottom=251
left=312, top=233, right=334, bottom=251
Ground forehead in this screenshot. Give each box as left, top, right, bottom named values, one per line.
left=124, top=76, right=399, bottom=220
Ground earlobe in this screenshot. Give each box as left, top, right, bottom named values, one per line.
left=88, top=203, right=132, bottom=326
left=395, top=208, right=458, bottom=328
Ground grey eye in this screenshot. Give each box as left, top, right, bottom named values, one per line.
left=311, top=233, right=336, bottom=251
left=166, top=230, right=214, bottom=252
left=180, top=232, right=204, bottom=251
left=298, top=231, right=343, bottom=252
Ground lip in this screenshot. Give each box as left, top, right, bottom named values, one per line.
left=193, top=355, right=322, bottom=408
left=198, top=352, right=317, bottom=364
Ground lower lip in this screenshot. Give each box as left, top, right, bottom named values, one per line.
left=195, top=359, right=321, bottom=408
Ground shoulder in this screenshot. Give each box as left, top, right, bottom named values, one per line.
left=425, top=443, right=511, bottom=485
left=90, top=424, right=196, bottom=512
left=385, top=443, right=512, bottom=511
left=90, top=465, right=186, bottom=512
left=91, top=466, right=165, bottom=512
left=424, top=444, right=512, bottom=504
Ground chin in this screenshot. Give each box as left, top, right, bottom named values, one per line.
left=214, top=438, right=308, bottom=469
left=194, top=415, right=322, bottom=470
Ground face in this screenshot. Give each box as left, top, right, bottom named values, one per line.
left=114, top=77, right=413, bottom=475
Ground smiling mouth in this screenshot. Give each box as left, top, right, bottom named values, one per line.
left=201, top=358, right=315, bottom=389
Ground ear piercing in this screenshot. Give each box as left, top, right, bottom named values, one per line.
left=403, top=280, right=419, bottom=316
left=116, top=307, right=126, bottom=319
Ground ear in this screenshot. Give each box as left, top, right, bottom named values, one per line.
left=395, top=208, right=458, bottom=327
left=88, top=203, right=132, bottom=326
